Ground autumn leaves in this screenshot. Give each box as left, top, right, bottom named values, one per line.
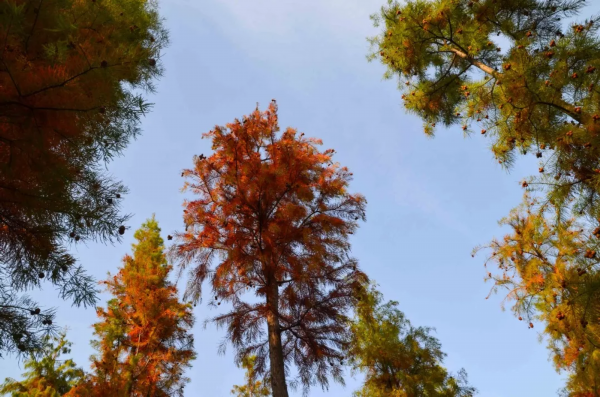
left=170, top=102, right=367, bottom=396
left=371, top=0, right=600, bottom=394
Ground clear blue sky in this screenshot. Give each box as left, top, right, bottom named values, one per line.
left=3, top=0, right=600, bottom=395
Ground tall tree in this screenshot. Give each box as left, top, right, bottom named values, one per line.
left=0, top=331, right=84, bottom=396
left=170, top=101, right=368, bottom=397
left=231, top=355, right=271, bottom=397
left=347, top=284, right=476, bottom=397
left=0, top=0, right=168, bottom=355
left=68, top=217, right=195, bottom=397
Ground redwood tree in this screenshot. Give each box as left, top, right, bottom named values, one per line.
left=0, top=0, right=168, bottom=355
left=69, top=217, right=195, bottom=397
left=171, top=101, right=368, bottom=397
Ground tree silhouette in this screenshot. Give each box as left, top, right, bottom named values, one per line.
left=347, top=283, right=476, bottom=397
left=68, top=217, right=195, bottom=397
left=170, top=101, right=368, bottom=397
left=0, top=0, right=167, bottom=355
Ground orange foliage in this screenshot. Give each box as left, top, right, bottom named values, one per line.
left=68, top=218, right=194, bottom=397
left=172, top=102, right=367, bottom=396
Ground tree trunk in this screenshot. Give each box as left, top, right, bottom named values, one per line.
left=266, top=281, right=289, bottom=397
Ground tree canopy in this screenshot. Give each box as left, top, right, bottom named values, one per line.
left=171, top=101, right=368, bottom=397
left=347, top=284, right=476, bottom=397
left=474, top=193, right=600, bottom=395
left=0, top=0, right=167, bottom=356
left=368, top=0, right=600, bottom=393
left=368, top=0, right=600, bottom=216
left=0, top=332, right=83, bottom=397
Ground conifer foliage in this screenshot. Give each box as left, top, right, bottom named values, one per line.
left=347, top=284, right=476, bottom=397
left=368, top=0, right=600, bottom=219
left=475, top=194, right=600, bottom=396
left=0, top=332, right=84, bottom=396
left=171, top=101, right=368, bottom=397
left=369, top=0, right=600, bottom=392
left=0, top=0, right=167, bottom=355
left=68, top=217, right=195, bottom=397
left=231, top=355, right=271, bottom=397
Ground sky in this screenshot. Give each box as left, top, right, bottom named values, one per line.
left=3, top=0, right=600, bottom=396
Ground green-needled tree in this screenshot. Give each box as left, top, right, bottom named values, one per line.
left=68, top=217, right=195, bottom=397
left=474, top=194, right=600, bottom=396
left=0, top=332, right=84, bottom=396
left=0, top=0, right=168, bottom=356
left=347, top=284, right=476, bottom=397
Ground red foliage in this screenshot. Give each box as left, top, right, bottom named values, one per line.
left=172, top=102, right=367, bottom=396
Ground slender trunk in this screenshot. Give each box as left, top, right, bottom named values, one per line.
left=266, top=281, right=289, bottom=397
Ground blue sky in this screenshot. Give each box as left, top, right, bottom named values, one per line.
left=3, top=0, right=600, bottom=395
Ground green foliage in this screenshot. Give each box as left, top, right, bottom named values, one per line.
left=0, top=332, right=83, bottom=396
left=0, top=0, right=168, bottom=356
left=368, top=0, right=600, bottom=219
left=231, top=355, right=271, bottom=397
left=369, top=1, right=600, bottom=393
left=347, top=284, right=476, bottom=397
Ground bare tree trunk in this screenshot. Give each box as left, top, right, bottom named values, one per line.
left=266, top=281, right=289, bottom=397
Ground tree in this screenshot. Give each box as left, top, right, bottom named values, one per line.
left=0, top=331, right=84, bottom=396
left=68, top=217, right=195, bottom=397
left=368, top=0, right=600, bottom=211
left=170, top=101, right=368, bottom=397
left=474, top=194, right=600, bottom=396
left=347, top=284, right=476, bottom=397
left=368, top=0, right=600, bottom=392
left=367, top=0, right=600, bottom=227
left=231, top=355, right=271, bottom=397
left=0, top=0, right=168, bottom=355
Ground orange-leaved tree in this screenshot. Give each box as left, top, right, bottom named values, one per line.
left=474, top=194, right=600, bottom=395
left=0, top=0, right=167, bottom=355
left=68, top=217, right=195, bottom=397
left=170, top=101, right=368, bottom=397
